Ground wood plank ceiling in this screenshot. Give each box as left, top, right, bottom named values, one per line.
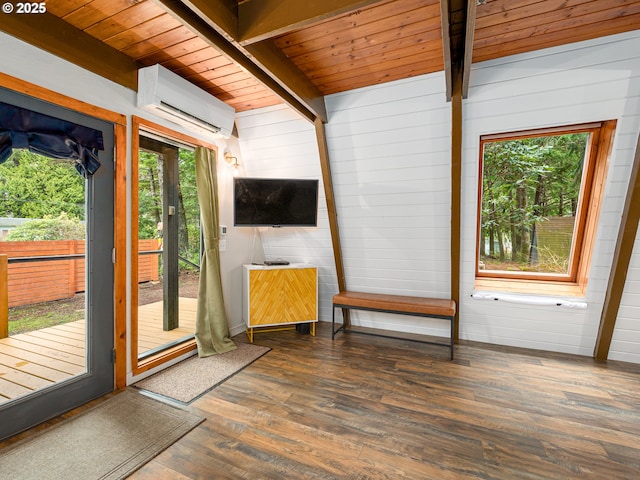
left=2, top=0, right=639, bottom=115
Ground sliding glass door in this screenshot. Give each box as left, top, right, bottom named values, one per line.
left=0, top=89, right=114, bottom=440
left=135, top=132, right=200, bottom=364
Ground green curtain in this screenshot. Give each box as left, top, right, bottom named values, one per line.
left=194, top=146, right=236, bottom=357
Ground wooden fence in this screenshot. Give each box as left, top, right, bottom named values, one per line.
left=0, top=255, right=6, bottom=339
left=0, top=239, right=160, bottom=308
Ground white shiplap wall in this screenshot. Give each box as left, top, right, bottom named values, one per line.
left=235, top=73, right=452, bottom=336
left=235, top=105, right=338, bottom=322
left=461, top=31, right=640, bottom=359
left=232, top=31, right=640, bottom=363
left=324, top=72, right=452, bottom=336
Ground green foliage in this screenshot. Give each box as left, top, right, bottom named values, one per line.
left=138, top=151, right=162, bottom=240
left=138, top=148, right=200, bottom=271
left=0, top=150, right=85, bottom=219
left=480, top=133, right=589, bottom=272
left=178, top=149, right=201, bottom=268
left=9, top=297, right=84, bottom=335
left=5, top=213, right=85, bottom=240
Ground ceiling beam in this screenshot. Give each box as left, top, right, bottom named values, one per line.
left=237, top=0, right=383, bottom=45
left=243, top=41, right=328, bottom=122
left=461, top=0, right=477, bottom=98
left=181, top=0, right=238, bottom=40
left=440, top=0, right=453, bottom=101
left=0, top=12, right=139, bottom=91
left=155, top=0, right=327, bottom=122
left=440, top=0, right=476, bottom=101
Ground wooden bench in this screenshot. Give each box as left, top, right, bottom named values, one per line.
left=332, top=291, right=456, bottom=360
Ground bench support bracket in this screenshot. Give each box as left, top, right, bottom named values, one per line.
left=332, top=303, right=455, bottom=360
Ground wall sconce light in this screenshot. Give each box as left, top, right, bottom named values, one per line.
left=224, top=152, right=240, bottom=176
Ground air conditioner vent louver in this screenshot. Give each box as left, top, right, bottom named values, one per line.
left=159, top=101, right=222, bottom=133
left=137, top=64, right=235, bottom=138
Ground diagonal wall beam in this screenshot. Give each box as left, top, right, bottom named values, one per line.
left=315, top=118, right=346, bottom=293
left=594, top=133, right=640, bottom=360
left=315, top=118, right=350, bottom=327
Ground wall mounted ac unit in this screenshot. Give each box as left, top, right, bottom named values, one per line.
left=137, top=64, right=235, bottom=138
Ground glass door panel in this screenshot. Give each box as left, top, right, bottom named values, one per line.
left=177, top=147, right=200, bottom=344
left=0, top=90, right=114, bottom=440
left=0, top=150, right=87, bottom=404
left=137, top=136, right=199, bottom=360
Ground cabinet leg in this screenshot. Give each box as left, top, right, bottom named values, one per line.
left=246, top=327, right=254, bottom=343
left=311, top=322, right=316, bottom=336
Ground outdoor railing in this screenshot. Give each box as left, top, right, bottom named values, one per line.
left=0, top=255, right=7, bottom=339
left=0, top=239, right=160, bottom=339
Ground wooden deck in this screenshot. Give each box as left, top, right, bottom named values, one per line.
left=0, top=320, right=85, bottom=403
left=0, top=298, right=197, bottom=405
left=137, top=298, right=197, bottom=356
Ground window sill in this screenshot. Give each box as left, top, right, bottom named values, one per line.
left=474, top=277, right=586, bottom=298
left=472, top=278, right=588, bottom=309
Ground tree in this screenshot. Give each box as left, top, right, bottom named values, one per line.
left=0, top=150, right=85, bottom=219
left=480, top=132, right=588, bottom=272
left=482, top=140, right=548, bottom=263
left=4, top=213, right=85, bottom=241
left=138, top=151, right=162, bottom=239
left=137, top=148, right=200, bottom=270
left=178, top=149, right=200, bottom=267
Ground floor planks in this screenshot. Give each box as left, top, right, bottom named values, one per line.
left=129, top=323, right=640, bottom=479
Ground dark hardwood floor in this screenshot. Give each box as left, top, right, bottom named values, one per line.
left=125, top=322, right=640, bottom=479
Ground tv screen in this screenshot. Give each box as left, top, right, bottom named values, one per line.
left=233, top=177, right=319, bottom=227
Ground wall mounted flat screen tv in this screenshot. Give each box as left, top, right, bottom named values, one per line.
left=233, top=177, right=319, bottom=227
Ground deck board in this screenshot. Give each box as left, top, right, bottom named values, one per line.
left=0, top=347, right=81, bottom=374
left=0, top=363, right=53, bottom=390
left=21, top=331, right=86, bottom=351
left=30, top=327, right=85, bottom=342
left=0, top=298, right=197, bottom=404
left=2, top=337, right=85, bottom=363
left=137, top=298, right=197, bottom=356
left=0, top=351, right=72, bottom=383
left=0, top=377, right=32, bottom=398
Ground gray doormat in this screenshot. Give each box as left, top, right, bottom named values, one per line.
left=0, top=389, right=203, bottom=480
left=135, top=342, right=270, bottom=404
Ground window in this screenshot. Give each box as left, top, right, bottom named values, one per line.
left=476, top=121, right=616, bottom=293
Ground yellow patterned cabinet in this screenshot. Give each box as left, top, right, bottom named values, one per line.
left=243, top=264, right=318, bottom=342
